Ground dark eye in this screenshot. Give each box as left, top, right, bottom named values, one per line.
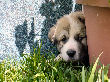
left=74, top=34, right=84, bottom=41
left=61, top=36, right=67, bottom=43
left=78, top=37, right=84, bottom=41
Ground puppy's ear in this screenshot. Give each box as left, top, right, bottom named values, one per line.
left=48, top=26, right=56, bottom=43
left=77, top=13, right=85, bottom=24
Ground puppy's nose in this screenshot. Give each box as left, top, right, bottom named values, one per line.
left=66, top=49, right=76, bottom=57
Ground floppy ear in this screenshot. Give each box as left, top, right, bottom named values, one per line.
left=48, top=26, right=56, bottom=43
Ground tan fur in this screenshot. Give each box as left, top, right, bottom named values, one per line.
left=48, top=12, right=85, bottom=42
left=48, top=26, right=56, bottom=43
left=48, top=12, right=88, bottom=64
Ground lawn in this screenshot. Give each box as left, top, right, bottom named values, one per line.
left=0, top=45, right=109, bottom=82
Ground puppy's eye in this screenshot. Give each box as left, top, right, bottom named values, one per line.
left=61, top=36, right=67, bottom=42
left=79, top=37, right=84, bottom=41
left=74, top=34, right=84, bottom=41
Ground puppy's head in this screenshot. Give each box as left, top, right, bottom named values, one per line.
left=48, top=12, right=87, bottom=62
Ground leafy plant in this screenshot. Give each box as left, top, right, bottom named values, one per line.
left=0, top=48, right=109, bottom=82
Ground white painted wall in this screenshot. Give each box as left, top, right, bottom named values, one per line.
left=0, top=0, right=76, bottom=61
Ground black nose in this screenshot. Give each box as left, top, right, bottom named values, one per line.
left=66, top=49, right=76, bottom=57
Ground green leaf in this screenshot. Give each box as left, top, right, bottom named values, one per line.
left=82, top=66, right=85, bottom=82
left=104, top=64, right=109, bottom=82
left=88, top=52, right=103, bottom=82
left=102, top=67, right=104, bottom=82
left=97, top=67, right=102, bottom=82
left=48, top=63, right=57, bottom=72
left=33, top=73, right=45, bottom=78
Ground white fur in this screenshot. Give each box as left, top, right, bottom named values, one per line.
left=60, top=37, right=80, bottom=62
left=59, top=15, right=81, bottom=61
left=49, top=12, right=86, bottom=62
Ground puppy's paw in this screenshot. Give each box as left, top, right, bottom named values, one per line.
left=54, top=55, right=62, bottom=61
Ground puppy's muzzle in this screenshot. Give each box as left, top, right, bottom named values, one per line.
left=66, top=49, right=76, bottom=57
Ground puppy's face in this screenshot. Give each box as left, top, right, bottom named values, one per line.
left=48, top=12, right=87, bottom=62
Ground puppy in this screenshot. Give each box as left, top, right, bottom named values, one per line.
left=48, top=12, right=89, bottom=66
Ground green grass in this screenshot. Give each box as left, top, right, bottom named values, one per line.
left=0, top=46, right=109, bottom=82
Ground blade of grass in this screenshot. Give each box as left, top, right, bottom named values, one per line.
left=33, top=48, right=36, bottom=67
left=97, top=67, right=102, bottom=82
left=38, top=41, right=42, bottom=55
left=33, top=73, right=45, bottom=78
left=47, top=63, right=57, bottom=72
left=102, top=65, right=104, bottom=82
left=82, top=66, right=85, bottom=82
left=104, top=64, right=109, bottom=82
left=88, top=52, right=103, bottom=82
